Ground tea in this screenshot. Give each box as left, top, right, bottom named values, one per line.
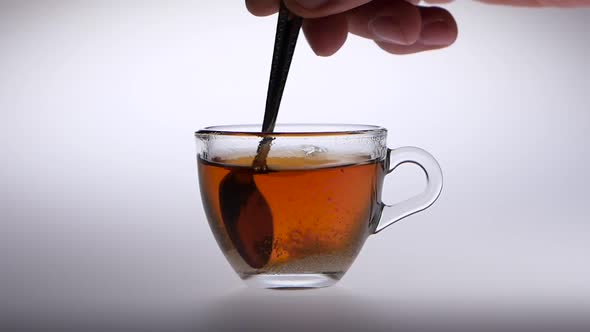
left=198, top=154, right=386, bottom=280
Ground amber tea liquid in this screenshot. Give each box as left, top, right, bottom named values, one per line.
left=198, top=154, right=386, bottom=280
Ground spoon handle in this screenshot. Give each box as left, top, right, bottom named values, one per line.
left=262, top=1, right=303, bottom=133
left=253, top=2, right=302, bottom=170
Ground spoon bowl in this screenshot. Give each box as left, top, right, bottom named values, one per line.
left=219, top=169, right=273, bottom=269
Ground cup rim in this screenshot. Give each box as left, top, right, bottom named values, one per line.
left=195, top=123, right=386, bottom=137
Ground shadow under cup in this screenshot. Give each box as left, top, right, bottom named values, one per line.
left=196, top=124, right=443, bottom=289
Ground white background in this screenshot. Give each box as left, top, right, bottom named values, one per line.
left=1, top=1, right=589, bottom=330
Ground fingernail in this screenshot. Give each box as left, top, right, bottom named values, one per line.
left=294, top=0, right=329, bottom=9
left=368, top=16, right=410, bottom=45
left=420, top=21, right=456, bottom=46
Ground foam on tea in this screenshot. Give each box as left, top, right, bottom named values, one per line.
left=198, top=153, right=386, bottom=280
left=212, top=148, right=373, bottom=170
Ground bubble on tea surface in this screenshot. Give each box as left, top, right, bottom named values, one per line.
left=301, top=145, right=328, bottom=157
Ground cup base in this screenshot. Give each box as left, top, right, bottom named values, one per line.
left=241, top=273, right=343, bottom=289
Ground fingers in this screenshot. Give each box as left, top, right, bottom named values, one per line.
left=246, top=0, right=372, bottom=18
left=348, top=0, right=422, bottom=45
left=245, top=0, right=350, bottom=56
left=245, top=0, right=279, bottom=16
left=348, top=0, right=458, bottom=54
left=245, top=0, right=459, bottom=17
left=302, top=13, right=349, bottom=56
left=283, top=0, right=372, bottom=18
left=246, top=0, right=458, bottom=56
left=378, top=5, right=457, bottom=54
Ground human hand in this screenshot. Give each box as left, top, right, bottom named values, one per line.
left=246, top=0, right=590, bottom=56
left=245, top=0, right=458, bottom=56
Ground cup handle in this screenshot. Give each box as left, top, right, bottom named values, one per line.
left=374, top=147, right=443, bottom=233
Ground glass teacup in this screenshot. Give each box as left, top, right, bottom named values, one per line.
left=196, top=124, right=442, bottom=289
